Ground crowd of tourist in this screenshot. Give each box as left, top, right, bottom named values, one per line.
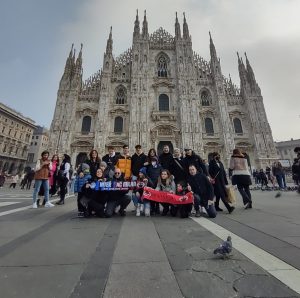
left=1, top=144, right=299, bottom=218
left=28, top=145, right=256, bottom=218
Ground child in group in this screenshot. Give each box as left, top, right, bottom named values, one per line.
left=74, top=163, right=92, bottom=217
left=132, top=167, right=154, bottom=217
left=176, top=181, right=193, bottom=218
left=155, top=169, right=176, bottom=216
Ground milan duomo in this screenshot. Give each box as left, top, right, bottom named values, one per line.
left=49, top=11, right=278, bottom=168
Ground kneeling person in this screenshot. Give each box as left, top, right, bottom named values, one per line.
left=105, top=168, right=131, bottom=217
left=187, top=165, right=217, bottom=218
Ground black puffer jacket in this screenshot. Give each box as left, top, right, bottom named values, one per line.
left=159, top=152, right=173, bottom=171
left=183, top=153, right=208, bottom=176
left=188, top=172, right=214, bottom=206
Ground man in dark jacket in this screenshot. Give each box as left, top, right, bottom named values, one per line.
left=187, top=165, right=216, bottom=218
left=208, top=152, right=234, bottom=213
left=102, top=146, right=119, bottom=178
left=159, top=145, right=173, bottom=171
left=183, top=149, right=208, bottom=176
left=105, top=168, right=131, bottom=217
left=131, top=145, right=147, bottom=179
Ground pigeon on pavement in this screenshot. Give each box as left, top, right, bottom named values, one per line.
left=213, top=236, right=232, bottom=258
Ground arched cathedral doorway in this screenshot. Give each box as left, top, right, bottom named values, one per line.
left=76, top=152, right=88, bottom=167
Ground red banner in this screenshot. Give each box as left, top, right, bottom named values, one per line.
left=141, top=187, right=194, bottom=205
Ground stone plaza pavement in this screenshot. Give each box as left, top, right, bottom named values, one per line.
left=0, top=187, right=300, bottom=298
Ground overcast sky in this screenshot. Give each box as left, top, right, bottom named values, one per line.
left=0, top=0, right=299, bottom=141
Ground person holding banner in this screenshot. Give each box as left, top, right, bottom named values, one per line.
left=86, top=169, right=108, bottom=217
left=187, top=165, right=217, bottom=218
left=105, top=168, right=131, bottom=217
left=156, top=170, right=176, bottom=216
left=146, top=156, right=162, bottom=215
left=176, top=182, right=193, bottom=218
left=132, top=167, right=154, bottom=217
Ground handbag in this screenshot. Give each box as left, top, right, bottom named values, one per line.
left=210, top=171, right=220, bottom=185
left=225, top=185, right=236, bottom=204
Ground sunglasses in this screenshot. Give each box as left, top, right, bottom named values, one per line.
left=115, top=172, right=121, bottom=174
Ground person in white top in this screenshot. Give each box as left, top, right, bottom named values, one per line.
left=56, top=154, right=71, bottom=205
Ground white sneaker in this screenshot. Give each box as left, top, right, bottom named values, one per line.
left=45, top=202, right=55, bottom=208
left=136, top=204, right=141, bottom=216
left=136, top=208, right=141, bottom=217
left=32, top=202, right=37, bottom=209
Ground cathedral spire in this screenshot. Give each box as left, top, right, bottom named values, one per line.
left=142, top=10, right=149, bottom=38
left=64, top=44, right=74, bottom=73
left=237, top=52, right=248, bottom=89
left=244, top=52, right=256, bottom=85
left=69, top=43, right=74, bottom=59
left=76, top=43, right=83, bottom=71
left=209, top=31, right=218, bottom=61
left=175, top=12, right=181, bottom=39
left=106, top=26, right=113, bottom=56
left=182, top=12, right=189, bottom=39
left=133, top=9, right=140, bottom=39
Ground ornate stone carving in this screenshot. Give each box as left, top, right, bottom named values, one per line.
left=158, top=127, right=172, bottom=135
left=150, top=28, right=175, bottom=50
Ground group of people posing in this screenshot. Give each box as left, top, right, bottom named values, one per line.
left=32, top=145, right=254, bottom=218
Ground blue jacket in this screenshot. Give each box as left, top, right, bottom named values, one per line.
left=74, top=173, right=92, bottom=193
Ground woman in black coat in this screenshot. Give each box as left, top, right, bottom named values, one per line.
left=208, top=152, right=234, bottom=214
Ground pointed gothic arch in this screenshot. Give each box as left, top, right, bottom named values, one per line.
left=233, top=118, right=243, bottom=134
left=200, top=88, right=212, bottom=106
left=156, top=52, right=170, bottom=78
left=159, top=94, right=169, bottom=111
left=114, top=117, right=123, bottom=133
left=115, top=85, right=127, bottom=104
left=205, top=118, right=214, bottom=135
left=81, top=115, right=91, bottom=134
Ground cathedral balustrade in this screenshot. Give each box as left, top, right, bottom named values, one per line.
left=202, top=132, right=220, bottom=139
left=75, top=132, right=95, bottom=138
left=151, top=110, right=177, bottom=122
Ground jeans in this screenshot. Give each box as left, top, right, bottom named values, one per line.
left=132, top=191, right=140, bottom=206
left=193, top=194, right=217, bottom=218
left=33, top=179, right=49, bottom=203
left=237, top=184, right=252, bottom=205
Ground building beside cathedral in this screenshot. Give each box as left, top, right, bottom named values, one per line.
left=49, top=11, right=278, bottom=169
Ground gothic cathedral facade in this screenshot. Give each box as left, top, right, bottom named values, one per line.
left=49, top=11, right=278, bottom=169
